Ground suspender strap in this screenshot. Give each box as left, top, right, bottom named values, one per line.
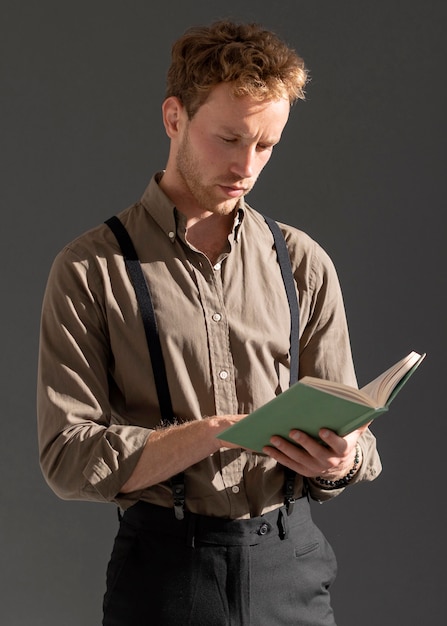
left=263, top=216, right=299, bottom=386
left=105, top=216, right=174, bottom=421
left=105, top=216, right=186, bottom=520
left=264, top=216, right=300, bottom=513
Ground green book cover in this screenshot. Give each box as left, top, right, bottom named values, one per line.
left=218, top=351, right=425, bottom=453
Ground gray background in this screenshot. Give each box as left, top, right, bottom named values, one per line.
left=1, top=1, right=446, bottom=624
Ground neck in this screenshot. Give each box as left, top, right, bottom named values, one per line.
left=185, top=211, right=235, bottom=265
left=158, top=168, right=237, bottom=263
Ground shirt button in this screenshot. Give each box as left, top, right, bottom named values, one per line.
left=219, top=370, right=228, bottom=380
left=168, top=231, right=175, bottom=240
left=214, top=262, right=221, bottom=271
left=231, top=485, right=240, bottom=494
left=212, top=313, right=222, bottom=322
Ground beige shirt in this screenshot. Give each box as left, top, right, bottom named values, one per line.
left=37, top=174, right=381, bottom=516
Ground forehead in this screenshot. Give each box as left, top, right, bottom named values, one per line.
left=195, top=83, right=290, bottom=136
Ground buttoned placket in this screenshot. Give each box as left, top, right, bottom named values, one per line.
left=190, top=253, right=248, bottom=517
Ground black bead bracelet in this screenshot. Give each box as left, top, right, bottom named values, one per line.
left=315, top=444, right=361, bottom=489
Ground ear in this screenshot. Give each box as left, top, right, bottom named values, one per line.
left=162, top=96, right=185, bottom=139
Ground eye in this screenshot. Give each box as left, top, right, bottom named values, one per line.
left=257, top=143, right=274, bottom=152
left=221, top=137, right=237, bottom=144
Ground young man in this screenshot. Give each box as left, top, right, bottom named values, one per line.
left=37, top=20, right=381, bottom=625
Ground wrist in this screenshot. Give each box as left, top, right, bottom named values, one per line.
left=314, top=443, right=362, bottom=490
left=210, top=414, right=248, bottom=451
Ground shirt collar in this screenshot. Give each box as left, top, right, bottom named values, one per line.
left=140, top=172, right=178, bottom=240
left=140, top=172, right=246, bottom=243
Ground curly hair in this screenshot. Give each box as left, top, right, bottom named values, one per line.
left=166, top=20, right=308, bottom=118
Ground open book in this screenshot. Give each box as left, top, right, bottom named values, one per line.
left=218, top=351, right=426, bottom=452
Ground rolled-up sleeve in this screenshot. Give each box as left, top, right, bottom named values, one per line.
left=285, top=230, right=382, bottom=501
left=37, top=243, right=150, bottom=504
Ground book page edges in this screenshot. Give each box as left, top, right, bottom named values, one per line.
left=384, top=352, right=426, bottom=406
left=302, top=351, right=424, bottom=407
left=360, top=351, right=424, bottom=405
left=299, top=378, right=379, bottom=407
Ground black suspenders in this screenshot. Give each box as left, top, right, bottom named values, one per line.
left=263, top=216, right=299, bottom=387
left=105, top=214, right=300, bottom=518
left=263, top=216, right=300, bottom=511
left=105, top=217, right=174, bottom=420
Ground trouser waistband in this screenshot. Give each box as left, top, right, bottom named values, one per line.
left=122, top=497, right=311, bottom=547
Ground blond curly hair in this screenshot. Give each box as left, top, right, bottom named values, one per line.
left=166, top=20, right=308, bottom=118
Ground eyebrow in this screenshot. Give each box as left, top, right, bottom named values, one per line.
left=219, top=126, right=279, bottom=144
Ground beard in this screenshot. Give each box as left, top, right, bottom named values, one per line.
left=176, top=130, right=254, bottom=216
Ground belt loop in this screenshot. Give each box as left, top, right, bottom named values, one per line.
left=302, top=477, right=310, bottom=500
left=171, top=473, right=185, bottom=520
left=277, top=506, right=289, bottom=540
left=283, top=467, right=296, bottom=515
left=186, top=512, right=197, bottom=549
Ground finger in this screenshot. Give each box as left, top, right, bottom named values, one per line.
left=262, top=444, right=315, bottom=476
left=263, top=436, right=324, bottom=476
left=319, top=422, right=371, bottom=454
left=281, top=430, right=339, bottom=467
left=289, top=430, right=347, bottom=472
left=288, top=429, right=329, bottom=455
left=317, top=429, right=350, bottom=454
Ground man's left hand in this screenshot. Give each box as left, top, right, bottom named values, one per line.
left=262, top=424, right=369, bottom=482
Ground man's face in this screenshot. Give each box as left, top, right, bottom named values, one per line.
left=174, top=83, right=290, bottom=216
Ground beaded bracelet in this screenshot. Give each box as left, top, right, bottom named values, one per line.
left=314, top=444, right=361, bottom=489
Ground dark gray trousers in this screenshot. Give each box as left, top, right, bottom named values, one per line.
left=103, top=497, right=337, bottom=626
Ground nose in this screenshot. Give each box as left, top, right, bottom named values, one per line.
left=230, top=146, right=256, bottom=179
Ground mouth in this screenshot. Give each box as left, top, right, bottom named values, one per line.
left=218, top=185, right=248, bottom=198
